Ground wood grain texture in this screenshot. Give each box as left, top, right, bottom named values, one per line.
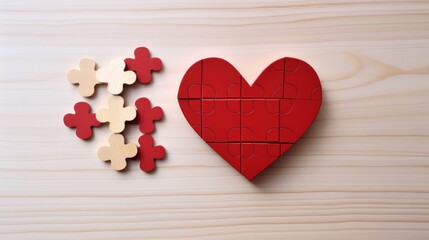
left=0, top=0, right=428, bottom=239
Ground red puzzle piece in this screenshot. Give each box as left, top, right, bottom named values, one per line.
left=208, top=143, right=240, bottom=172
left=284, top=58, right=322, bottom=101
left=177, top=60, right=202, bottom=99
left=241, top=143, right=280, bottom=180
left=135, top=97, right=163, bottom=134
left=280, top=99, right=321, bottom=143
left=178, top=99, right=201, bottom=136
left=202, top=58, right=241, bottom=99
left=241, top=143, right=293, bottom=180
left=202, top=99, right=241, bottom=142
left=63, top=102, right=101, bottom=140
left=178, top=57, right=322, bottom=180
left=137, top=134, right=166, bottom=172
left=242, top=99, right=279, bottom=143
left=125, top=47, right=162, bottom=84
left=241, top=58, right=284, bottom=98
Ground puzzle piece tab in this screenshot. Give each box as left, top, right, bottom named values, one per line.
left=96, top=96, right=136, bottom=133
left=284, top=58, right=322, bottom=101
left=137, top=135, right=166, bottom=172
left=67, top=58, right=100, bottom=97
left=242, top=99, right=279, bottom=143
left=96, top=59, right=136, bottom=95
left=98, top=134, right=137, bottom=171
left=202, top=99, right=240, bottom=142
left=125, top=47, right=163, bottom=84
left=135, top=97, right=163, bottom=134
left=63, top=102, right=101, bottom=140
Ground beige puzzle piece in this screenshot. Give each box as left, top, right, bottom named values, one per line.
left=96, top=59, right=136, bottom=95
left=67, top=58, right=100, bottom=97
left=96, top=96, right=136, bottom=133
left=98, top=134, right=137, bottom=171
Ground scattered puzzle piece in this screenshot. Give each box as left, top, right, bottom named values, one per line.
left=135, top=97, right=163, bottom=134
left=65, top=48, right=166, bottom=174
left=96, top=59, right=136, bottom=95
left=63, top=102, right=101, bottom=140
left=98, top=134, right=137, bottom=171
left=137, top=135, right=166, bottom=172
left=67, top=58, right=100, bottom=97
left=125, top=47, right=163, bottom=84
left=96, top=96, right=136, bottom=133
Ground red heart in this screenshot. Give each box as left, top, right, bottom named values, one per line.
left=178, top=58, right=322, bottom=180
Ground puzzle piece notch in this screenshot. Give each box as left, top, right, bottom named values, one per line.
left=125, top=47, right=163, bottom=84
left=177, top=60, right=202, bottom=99
left=202, top=99, right=241, bottom=143
left=135, top=97, right=163, bottom=134
left=280, top=99, right=321, bottom=143
left=202, top=58, right=241, bottom=99
left=241, top=99, right=279, bottom=143
left=284, top=58, right=322, bottom=101
left=96, top=59, right=136, bottom=95
left=137, top=135, right=166, bottom=172
left=98, top=134, right=137, bottom=171
left=96, top=96, right=136, bottom=133
left=63, top=102, right=101, bottom=140
left=241, top=58, right=285, bottom=99
left=67, top=58, right=100, bottom=97
left=178, top=100, right=202, bottom=136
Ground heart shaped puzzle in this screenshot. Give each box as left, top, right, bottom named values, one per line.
left=178, top=57, right=322, bottom=180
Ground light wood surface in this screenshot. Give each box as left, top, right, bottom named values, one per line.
left=0, top=1, right=428, bottom=239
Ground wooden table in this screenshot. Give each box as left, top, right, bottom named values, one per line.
left=1, top=1, right=428, bottom=239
